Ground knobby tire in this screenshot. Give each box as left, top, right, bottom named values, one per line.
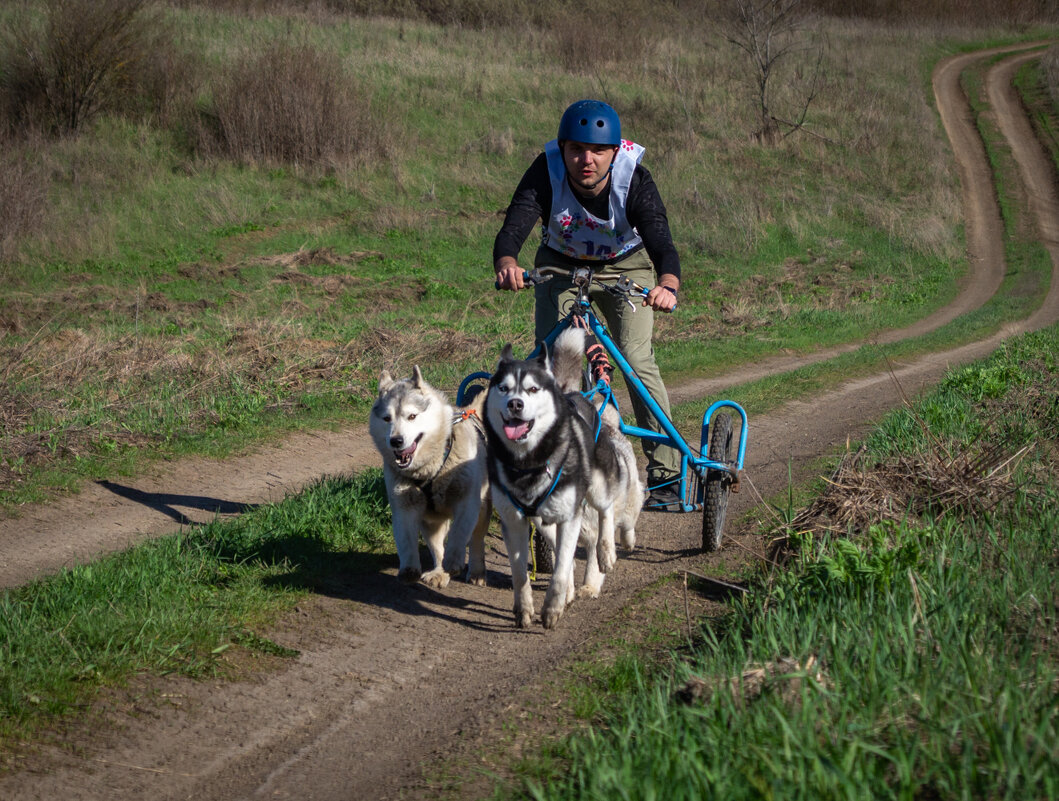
left=701, top=412, right=733, bottom=552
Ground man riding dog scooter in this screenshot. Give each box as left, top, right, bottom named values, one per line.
left=493, top=99, right=684, bottom=510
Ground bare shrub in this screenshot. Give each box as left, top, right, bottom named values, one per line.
left=0, top=0, right=170, bottom=135
left=0, top=137, right=47, bottom=264
left=196, top=41, right=378, bottom=170
left=122, top=34, right=204, bottom=131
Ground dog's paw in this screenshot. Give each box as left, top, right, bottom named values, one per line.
left=514, top=608, right=533, bottom=628
left=465, top=569, right=487, bottom=587
left=576, top=583, right=602, bottom=600
left=597, top=541, right=617, bottom=574
left=421, top=568, right=451, bottom=589
left=619, top=528, right=636, bottom=550
left=397, top=567, right=422, bottom=584
left=442, top=557, right=464, bottom=576
left=541, top=604, right=564, bottom=629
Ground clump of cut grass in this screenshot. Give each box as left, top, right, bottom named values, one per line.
left=768, top=329, right=1059, bottom=557
left=768, top=437, right=1029, bottom=559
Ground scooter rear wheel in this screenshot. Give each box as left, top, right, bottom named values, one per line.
left=701, top=412, right=733, bottom=552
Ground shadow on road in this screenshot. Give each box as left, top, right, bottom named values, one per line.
left=96, top=479, right=259, bottom=526
left=265, top=553, right=524, bottom=634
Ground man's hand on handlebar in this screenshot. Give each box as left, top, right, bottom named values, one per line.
left=644, top=280, right=679, bottom=312
left=494, top=257, right=525, bottom=291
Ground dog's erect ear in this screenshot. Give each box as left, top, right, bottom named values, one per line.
left=499, top=343, right=515, bottom=364
left=412, top=365, right=424, bottom=388
left=536, top=341, right=550, bottom=368
left=378, top=370, right=394, bottom=392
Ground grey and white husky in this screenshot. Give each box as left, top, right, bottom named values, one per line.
left=484, top=328, right=641, bottom=629
left=370, top=366, right=490, bottom=588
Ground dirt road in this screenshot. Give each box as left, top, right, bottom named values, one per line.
left=1, top=43, right=1057, bottom=801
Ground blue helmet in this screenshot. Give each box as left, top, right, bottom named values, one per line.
left=558, top=100, right=621, bottom=145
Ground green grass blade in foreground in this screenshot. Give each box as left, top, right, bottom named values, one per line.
left=0, top=469, right=391, bottom=742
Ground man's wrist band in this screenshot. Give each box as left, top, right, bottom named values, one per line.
left=661, top=286, right=678, bottom=296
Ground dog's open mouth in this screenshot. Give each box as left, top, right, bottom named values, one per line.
left=502, top=417, right=534, bottom=442
left=393, top=434, right=422, bottom=468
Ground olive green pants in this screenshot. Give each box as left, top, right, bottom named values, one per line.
left=532, top=248, right=681, bottom=485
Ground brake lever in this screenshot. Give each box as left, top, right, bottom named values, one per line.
left=613, top=274, right=643, bottom=311
left=525, top=268, right=551, bottom=285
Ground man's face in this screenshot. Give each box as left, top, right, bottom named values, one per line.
left=561, top=140, right=619, bottom=196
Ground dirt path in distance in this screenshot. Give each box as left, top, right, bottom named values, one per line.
left=1, top=42, right=1057, bottom=801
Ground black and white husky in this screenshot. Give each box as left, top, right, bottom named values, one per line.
left=484, top=328, right=642, bottom=629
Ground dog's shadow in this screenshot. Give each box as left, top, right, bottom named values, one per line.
left=257, top=540, right=520, bottom=633
left=97, top=480, right=259, bottom=525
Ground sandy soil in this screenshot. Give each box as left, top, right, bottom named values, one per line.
left=1, top=42, right=1057, bottom=801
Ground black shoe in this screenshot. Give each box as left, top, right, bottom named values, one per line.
left=643, top=484, right=682, bottom=511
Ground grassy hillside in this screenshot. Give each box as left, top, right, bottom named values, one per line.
left=0, top=2, right=1056, bottom=506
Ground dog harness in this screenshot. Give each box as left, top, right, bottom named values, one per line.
left=501, top=460, right=565, bottom=519
left=413, top=408, right=483, bottom=513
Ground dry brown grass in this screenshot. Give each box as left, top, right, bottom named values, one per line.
left=676, top=655, right=829, bottom=708
left=0, top=139, right=47, bottom=264
left=806, top=0, right=1056, bottom=24
left=764, top=434, right=1035, bottom=567
left=194, top=40, right=381, bottom=170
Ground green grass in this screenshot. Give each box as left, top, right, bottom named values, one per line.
left=0, top=469, right=391, bottom=743
left=1015, top=46, right=1059, bottom=170
left=496, top=323, right=1059, bottom=801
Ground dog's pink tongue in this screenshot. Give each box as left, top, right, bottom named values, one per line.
left=504, top=422, right=530, bottom=441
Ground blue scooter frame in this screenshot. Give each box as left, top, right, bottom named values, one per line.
left=460, top=267, right=748, bottom=549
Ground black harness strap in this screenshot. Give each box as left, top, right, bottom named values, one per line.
left=502, top=462, right=564, bottom=518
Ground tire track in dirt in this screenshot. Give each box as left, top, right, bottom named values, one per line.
left=2, top=43, right=1057, bottom=801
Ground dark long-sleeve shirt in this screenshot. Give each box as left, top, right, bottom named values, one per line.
left=493, top=152, right=681, bottom=280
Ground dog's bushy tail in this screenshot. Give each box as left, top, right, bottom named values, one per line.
left=551, top=327, right=586, bottom=394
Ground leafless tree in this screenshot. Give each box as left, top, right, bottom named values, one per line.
left=716, top=0, right=825, bottom=145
